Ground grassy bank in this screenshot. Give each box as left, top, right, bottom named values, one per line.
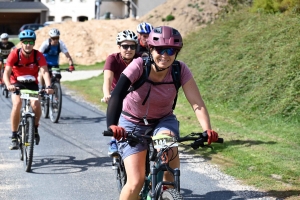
left=63, top=9, right=300, bottom=199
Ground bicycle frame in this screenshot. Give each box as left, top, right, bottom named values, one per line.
left=18, top=89, right=39, bottom=172
left=140, top=142, right=181, bottom=200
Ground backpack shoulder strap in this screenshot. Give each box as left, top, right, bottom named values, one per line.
left=171, top=60, right=181, bottom=110
left=33, top=49, right=38, bottom=66
left=127, top=57, right=151, bottom=93
left=14, top=48, right=21, bottom=66
left=57, top=41, right=61, bottom=53
left=43, top=38, right=52, bottom=54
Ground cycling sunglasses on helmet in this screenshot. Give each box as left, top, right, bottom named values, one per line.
left=120, top=44, right=136, bottom=50
left=154, top=47, right=177, bottom=56
left=22, top=41, right=35, bottom=45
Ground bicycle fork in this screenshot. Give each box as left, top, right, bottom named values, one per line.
left=140, top=162, right=181, bottom=200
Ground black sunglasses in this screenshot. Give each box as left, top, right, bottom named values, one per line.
left=120, top=44, right=136, bottom=50
left=155, top=47, right=177, bottom=56
left=51, top=37, right=59, bottom=40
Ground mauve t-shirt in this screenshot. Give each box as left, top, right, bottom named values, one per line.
left=103, top=52, right=140, bottom=91
left=122, top=57, right=193, bottom=122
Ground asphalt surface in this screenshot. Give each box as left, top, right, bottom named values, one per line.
left=0, top=85, right=276, bottom=200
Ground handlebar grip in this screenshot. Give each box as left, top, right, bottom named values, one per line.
left=217, top=138, right=224, bottom=143
left=103, top=130, right=113, bottom=137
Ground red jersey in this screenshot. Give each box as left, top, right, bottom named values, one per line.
left=6, top=48, right=47, bottom=84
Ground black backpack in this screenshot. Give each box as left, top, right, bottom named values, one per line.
left=127, top=57, right=181, bottom=110
left=43, top=38, right=61, bottom=54
left=14, top=48, right=39, bottom=67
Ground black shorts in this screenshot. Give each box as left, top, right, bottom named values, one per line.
left=13, top=82, right=39, bottom=92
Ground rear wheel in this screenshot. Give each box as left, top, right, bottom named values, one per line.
left=158, top=189, right=183, bottom=200
left=41, top=96, right=49, bottom=118
left=49, top=82, right=62, bottom=123
left=115, top=155, right=127, bottom=193
left=23, top=116, right=35, bottom=172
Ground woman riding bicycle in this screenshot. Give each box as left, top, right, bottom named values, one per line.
left=106, top=26, right=219, bottom=200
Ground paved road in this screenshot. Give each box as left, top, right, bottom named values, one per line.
left=0, top=87, right=275, bottom=200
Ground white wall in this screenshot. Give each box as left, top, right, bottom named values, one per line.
left=41, top=0, right=94, bottom=22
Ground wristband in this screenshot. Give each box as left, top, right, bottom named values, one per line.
left=46, top=86, right=52, bottom=89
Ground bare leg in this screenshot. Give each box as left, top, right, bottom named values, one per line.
left=120, top=150, right=147, bottom=200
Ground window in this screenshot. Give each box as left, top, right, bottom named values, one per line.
left=62, top=16, right=72, bottom=21
left=46, top=0, right=55, bottom=3
left=61, top=0, right=72, bottom=2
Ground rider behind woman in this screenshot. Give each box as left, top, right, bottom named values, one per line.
left=3, top=30, right=53, bottom=150
left=102, top=30, right=139, bottom=156
left=136, top=22, right=153, bottom=57
left=106, top=26, right=219, bottom=200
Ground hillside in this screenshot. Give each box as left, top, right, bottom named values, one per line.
left=31, top=0, right=226, bottom=65
left=179, top=10, right=300, bottom=120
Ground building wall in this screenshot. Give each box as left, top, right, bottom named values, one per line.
left=41, top=0, right=95, bottom=22
left=135, top=0, right=166, bottom=18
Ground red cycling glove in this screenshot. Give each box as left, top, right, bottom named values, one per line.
left=207, top=130, right=218, bottom=145
left=109, top=125, right=126, bottom=141
left=69, top=65, right=75, bottom=72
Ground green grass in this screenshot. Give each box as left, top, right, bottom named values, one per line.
left=62, top=8, right=300, bottom=199
left=60, top=61, right=105, bottom=70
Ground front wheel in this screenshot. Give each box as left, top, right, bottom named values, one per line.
left=114, top=155, right=127, bottom=193
left=158, top=189, right=183, bottom=200
left=23, top=116, right=35, bottom=172
left=49, top=82, right=62, bottom=123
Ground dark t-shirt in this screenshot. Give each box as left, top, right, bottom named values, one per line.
left=0, top=41, right=15, bottom=59
left=103, top=52, right=139, bottom=90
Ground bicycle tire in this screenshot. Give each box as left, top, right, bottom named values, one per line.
left=18, top=125, right=23, bottom=161
left=49, top=82, right=62, bottom=123
left=158, top=188, right=183, bottom=200
left=41, top=97, right=49, bottom=118
left=115, top=155, right=127, bottom=193
left=4, top=89, right=8, bottom=98
left=23, top=116, right=35, bottom=172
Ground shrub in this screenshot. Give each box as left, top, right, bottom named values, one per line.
left=165, top=14, right=175, bottom=21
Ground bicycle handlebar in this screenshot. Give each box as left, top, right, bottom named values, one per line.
left=102, top=130, right=224, bottom=149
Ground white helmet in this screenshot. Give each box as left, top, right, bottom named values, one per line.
left=116, top=30, right=138, bottom=45
left=136, top=22, right=153, bottom=34
left=0, top=33, right=9, bottom=39
left=49, top=28, right=60, bottom=37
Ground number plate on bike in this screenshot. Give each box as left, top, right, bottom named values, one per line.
left=152, top=135, right=178, bottom=149
left=20, top=90, right=39, bottom=100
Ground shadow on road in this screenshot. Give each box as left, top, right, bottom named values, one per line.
left=181, top=188, right=278, bottom=199
left=31, top=155, right=111, bottom=174
left=59, top=116, right=106, bottom=124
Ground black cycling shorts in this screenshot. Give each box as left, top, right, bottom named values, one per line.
left=13, top=82, right=39, bottom=92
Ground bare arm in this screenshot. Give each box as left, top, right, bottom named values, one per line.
left=40, top=65, right=52, bottom=87
left=102, top=70, right=114, bottom=103
left=64, top=52, right=73, bottom=66
left=182, top=77, right=211, bottom=131
left=3, top=65, right=15, bottom=91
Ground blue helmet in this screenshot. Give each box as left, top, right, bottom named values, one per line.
left=19, top=29, right=36, bottom=41
left=136, top=22, right=153, bottom=34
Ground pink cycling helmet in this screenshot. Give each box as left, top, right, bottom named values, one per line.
left=147, top=26, right=183, bottom=50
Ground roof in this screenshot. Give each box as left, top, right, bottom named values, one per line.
left=0, top=2, right=49, bottom=10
